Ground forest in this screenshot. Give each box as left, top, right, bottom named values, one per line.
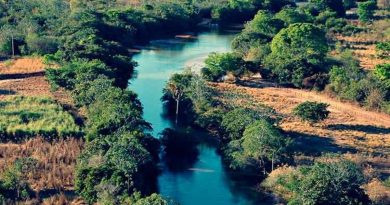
left=0, top=0, right=389, bottom=204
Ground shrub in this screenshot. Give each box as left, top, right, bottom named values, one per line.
left=293, top=101, right=330, bottom=123
left=358, top=0, right=377, bottom=22
left=202, top=52, right=246, bottom=82
left=25, top=35, right=59, bottom=55
left=376, top=42, right=390, bottom=59
left=262, top=158, right=371, bottom=205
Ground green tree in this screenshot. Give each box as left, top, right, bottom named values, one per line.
left=164, top=72, right=193, bottom=124
left=241, top=120, right=290, bottom=171
left=265, top=23, right=328, bottom=87
left=291, top=159, right=370, bottom=205
left=343, top=0, right=357, bottom=9
left=275, top=8, right=312, bottom=26
left=357, top=0, right=377, bottom=22
left=202, top=52, right=246, bottom=82
left=221, top=108, right=264, bottom=140
left=310, top=0, right=346, bottom=16
left=375, top=63, right=390, bottom=81
left=293, top=101, right=330, bottom=124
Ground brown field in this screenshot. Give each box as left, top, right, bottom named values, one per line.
left=213, top=80, right=390, bottom=175
left=0, top=57, right=84, bottom=203
left=0, top=137, right=83, bottom=192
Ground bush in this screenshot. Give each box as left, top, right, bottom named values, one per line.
left=358, top=0, right=377, bottom=22
left=376, top=42, right=390, bottom=59
left=25, top=35, right=59, bottom=55
left=293, top=101, right=330, bottom=123
left=202, top=52, right=246, bottom=82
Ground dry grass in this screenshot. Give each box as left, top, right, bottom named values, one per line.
left=364, top=179, right=390, bottom=204
left=212, top=81, right=390, bottom=175
left=0, top=57, right=45, bottom=75
left=0, top=137, right=84, bottom=192
left=336, top=19, right=390, bottom=70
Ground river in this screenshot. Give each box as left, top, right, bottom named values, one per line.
left=130, top=30, right=273, bottom=205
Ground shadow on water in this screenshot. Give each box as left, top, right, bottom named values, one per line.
left=160, top=128, right=200, bottom=172
left=326, top=124, right=390, bottom=135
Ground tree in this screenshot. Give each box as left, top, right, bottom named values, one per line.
left=293, top=101, right=330, bottom=124
left=221, top=108, right=264, bottom=140
left=164, top=72, right=193, bottom=124
left=275, top=8, right=311, bottom=26
left=245, top=10, right=285, bottom=38
left=343, top=0, right=357, bottom=9
left=310, top=0, right=346, bottom=17
left=265, top=23, right=328, bottom=87
left=357, top=1, right=377, bottom=23
left=241, top=120, right=290, bottom=172
left=375, top=63, right=390, bottom=81
left=202, top=52, right=247, bottom=82
left=291, top=159, right=370, bottom=205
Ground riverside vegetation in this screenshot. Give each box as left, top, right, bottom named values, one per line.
left=0, top=0, right=389, bottom=204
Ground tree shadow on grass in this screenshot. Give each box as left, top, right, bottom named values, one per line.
left=0, top=89, right=16, bottom=95
left=326, top=124, right=390, bottom=134
left=286, top=131, right=356, bottom=156
left=0, top=71, right=44, bottom=80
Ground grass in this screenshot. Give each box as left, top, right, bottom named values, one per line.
left=0, top=96, right=82, bottom=140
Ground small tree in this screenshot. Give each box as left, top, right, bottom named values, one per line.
left=293, top=101, right=330, bottom=124
left=163, top=72, right=193, bottom=124
left=202, top=52, right=246, bottom=82
left=358, top=1, right=377, bottom=22
left=242, top=120, right=290, bottom=172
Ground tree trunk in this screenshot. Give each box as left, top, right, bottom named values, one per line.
left=11, top=34, right=15, bottom=58
left=175, top=99, right=180, bottom=124
left=271, top=155, right=274, bottom=172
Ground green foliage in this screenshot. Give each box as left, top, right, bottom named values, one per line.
left=291, top=159, right=370, bottom=205
left=86, top=87, right=149, bottom=141
left=343, top=0, right=357, bottom=9
left=0, top=96, right=81, bottom=140
left=225, top=119, right=290, bottom=173
left=376, top=41, right=390, bottom=59
left=293, top=101, right=330, bottom=123
left=130, top=193, right=169, bottom=205
left=275, top=8, right=312, bottom=26
left=358, top=0, right=377, bottom=22
left=221, top=108, right=264, bottom=140
left=202, top=52, right=247, bottom=82
left=265, top=23, right=328, bottom=87
left=0, top=159, right=36, bottom=202
left=328, top=52, right=390, bottom=112
left=310, top=0, right=346, bottom=16
left=375, top=63, right=390, bottom=81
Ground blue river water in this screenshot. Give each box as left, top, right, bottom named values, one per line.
left=130, top=31, right=273, bottom=205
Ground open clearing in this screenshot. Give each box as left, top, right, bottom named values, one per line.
left=213, top=79, right=390, bottom=176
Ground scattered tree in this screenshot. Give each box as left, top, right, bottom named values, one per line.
left=293, top=101, right=330, bottom=123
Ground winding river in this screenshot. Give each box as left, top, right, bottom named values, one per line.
left=130, top=30, right=273, bottom=205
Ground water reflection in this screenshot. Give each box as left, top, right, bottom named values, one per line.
left=130, top=31, right=274, bottom=205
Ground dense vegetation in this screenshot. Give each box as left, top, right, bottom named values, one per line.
left=0, top=0, right=389, bottom=204
left=162, top=71, right=290, bottom=177
left=262, top=156, right=371, bottom=204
